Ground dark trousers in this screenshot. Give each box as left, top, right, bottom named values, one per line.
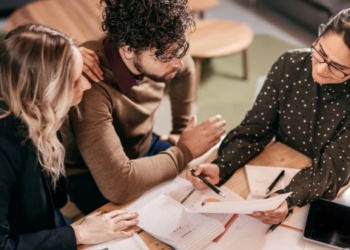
left=67, top=134, right=172, bottom=215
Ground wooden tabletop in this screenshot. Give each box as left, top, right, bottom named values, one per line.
left=77, top=141, right=312, bottom=249
left=189, top=20, right=254, bottom=58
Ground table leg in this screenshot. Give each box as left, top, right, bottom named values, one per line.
left=194, top=57, right=202, bottom=92
left=242, top=49, right=248, bottom=80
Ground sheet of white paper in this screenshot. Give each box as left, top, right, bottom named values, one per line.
left=218, top=215, right=305, bottom=250
left=247, top=193, right=310, bottom=231
left=182, top=184, right=243, bottom=224
left=128, top=177, right=242, bottom=225
left=136, top=194, right=225, bottom=250
left=304, top=240, right=334, bottom=250
left=185, top=192, right=292, bottom=214
left=245, top=165, right=301, bottom=197
left=86, top=234, right=149, bottom=250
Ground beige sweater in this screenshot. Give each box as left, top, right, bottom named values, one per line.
left=67, top=36, right=196, bottom=204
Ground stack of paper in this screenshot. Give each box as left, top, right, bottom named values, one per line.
left=128, top=177, right=292, bottom=249
left=136, top=194, right=225, bottom=250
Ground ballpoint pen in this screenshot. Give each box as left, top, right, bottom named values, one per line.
left=266, top=170, right=285, bottom=194
left=190, top=168, right=225, bottom=198
left=266, top=209, right=294, bottom=234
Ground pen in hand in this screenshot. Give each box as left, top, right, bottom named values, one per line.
left=266, top=170, right=285, bottom=194
left=266, top=209, right=294, bottom=234
left=190, top=168, right=225, bottom=198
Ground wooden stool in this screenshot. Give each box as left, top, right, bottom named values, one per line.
left=189, top=20, right=254, bottom=89
left=188, top=0, right=219, bottom=19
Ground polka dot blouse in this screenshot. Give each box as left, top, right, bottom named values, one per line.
left=213, top=49, right=350, bottom=208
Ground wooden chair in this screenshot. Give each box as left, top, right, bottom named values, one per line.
left=188, top=0, right=219, bottom=19
left=187, top=0, right=254, bottom=89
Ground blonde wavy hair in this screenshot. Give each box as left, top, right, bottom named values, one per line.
left=0, top=24, right=77, bottom=188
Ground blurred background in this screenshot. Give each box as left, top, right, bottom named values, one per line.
left=0, top=0, right=349, bottom=219
left=1, top=0, right=347, bottom=133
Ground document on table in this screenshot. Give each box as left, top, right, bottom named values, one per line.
left=86, top=234, right=149, bottom=250
left=128, top=177, right=243, bottom=225
left=136, top=194, right=225, bottom=250
left=247, top=193, right=309, bottom=231
left=185, top=192, right=292, bottom=214
left=217, top=215, right=305, bottom=250
left=245, top=165, right=310, bottom=230
left=245, top=165, right=301, bottom=197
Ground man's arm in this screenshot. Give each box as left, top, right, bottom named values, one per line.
left=70, top=84, right=193, bottom=204
left=169, top=53, right=196, bottom=134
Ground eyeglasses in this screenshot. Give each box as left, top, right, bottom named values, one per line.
left=311, top=45, right=349, bottom=79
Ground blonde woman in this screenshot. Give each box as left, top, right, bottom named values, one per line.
left=0, top=23, right=138, bottom=249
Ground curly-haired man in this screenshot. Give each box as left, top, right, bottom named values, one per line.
left=67, top=0, right=226, bottom=214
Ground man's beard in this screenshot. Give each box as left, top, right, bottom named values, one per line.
left=134, top=58, right=179, bottom=83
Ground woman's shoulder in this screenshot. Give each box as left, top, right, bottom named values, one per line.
left=0, top=114, right=28, bottom=164
left=275, top=48, right=311, bottom=66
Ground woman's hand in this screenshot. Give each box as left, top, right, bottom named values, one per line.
left=186, top=164, right=220, bottom=190
left=251, top=193, right=289, bottom=224
left=78, top=47, right=104, bottom=82
left=72, top=210, right=139, bottom=245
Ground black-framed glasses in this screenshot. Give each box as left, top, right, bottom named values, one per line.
left=311, top=44, right=349, bottom=79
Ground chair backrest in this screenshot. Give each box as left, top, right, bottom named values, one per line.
left=188, top=0, right=219, bottom=19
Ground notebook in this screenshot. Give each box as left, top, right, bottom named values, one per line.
left=136, top=194, right=225, bottom=250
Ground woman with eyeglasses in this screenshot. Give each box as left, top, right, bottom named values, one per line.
left=0, top=23, right=139, bottom=249
left=187, top=8, right=350, bottom=225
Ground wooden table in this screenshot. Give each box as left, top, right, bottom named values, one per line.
left=189, top=20, right=254, bottom=88
left=7, top=0, right=104, bottom=44
left=77, top=141, right=312, bottom=249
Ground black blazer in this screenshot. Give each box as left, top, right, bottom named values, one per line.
left=0, top=114, right=76, bottom=249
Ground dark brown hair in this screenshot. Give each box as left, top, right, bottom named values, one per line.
left=319, top=8, right=350, bottom=50
left=100, top=0, right=195, bottom=62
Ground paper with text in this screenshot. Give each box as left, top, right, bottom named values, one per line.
left=185, top=192, right=292, bottom=214
left=245, top=165, right=301, bottom=197
left=128, top=177, right=243, bottom=224
left=136, top=194, right=225, bottom=250
left=86, top=234, right=149, bottom=250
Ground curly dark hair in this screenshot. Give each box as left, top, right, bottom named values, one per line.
left=100, top=0, right=195, bottom=62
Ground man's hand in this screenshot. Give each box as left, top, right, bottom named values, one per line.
left=79, top=47, right=104, bottom=82
left=186, top=164, right=220, bottom=190
left=159, top=134, right=180, bottom=145
left=179, top=115, right=226, bottom=159
left=251, top=193, right=289, bottom=224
